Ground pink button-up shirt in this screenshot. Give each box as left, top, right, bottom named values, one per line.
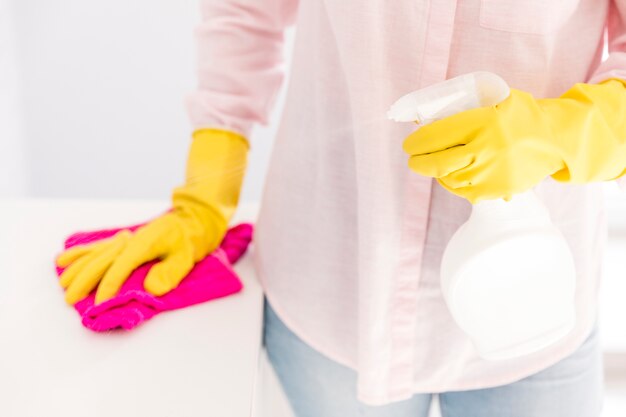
left=187, top=0, right=626, bottom=406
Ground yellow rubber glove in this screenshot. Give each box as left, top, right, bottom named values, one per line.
left=56, top=128, right=249, bottom=305
left=402, top=79, right=626, bottom=203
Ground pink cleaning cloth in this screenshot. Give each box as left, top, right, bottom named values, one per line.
left=55, top=222, right=253, bottom=332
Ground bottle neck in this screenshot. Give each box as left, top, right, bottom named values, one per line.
left=470, top=190, right=549, bottom=222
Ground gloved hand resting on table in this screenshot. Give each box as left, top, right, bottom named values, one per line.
left=402, top=79, right=626, bottom=203
left=56, top=128, right=249, bottom=305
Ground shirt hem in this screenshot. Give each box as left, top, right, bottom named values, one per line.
left=411, top=316, right=597, bottom=394
left=252, top=250, right=358, bottom=371
left=252, top=238, right=598, bottom=406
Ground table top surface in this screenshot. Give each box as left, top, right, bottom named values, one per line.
left=0, top=199, right=263, bottom=417
left=1, top=197, right=625, bottom=416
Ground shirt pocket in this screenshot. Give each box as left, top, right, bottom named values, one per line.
left=479, top=0, right=580, bottom=35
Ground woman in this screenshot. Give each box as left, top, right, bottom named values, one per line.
left=58, top=1, right=626, bottom=415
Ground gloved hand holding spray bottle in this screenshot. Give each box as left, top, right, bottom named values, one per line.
left=388, top=72, right=578, bottom=360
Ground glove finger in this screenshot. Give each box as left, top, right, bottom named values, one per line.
left=59, top=249, right=100, bottom=290
left=143, top=244, right=195, bottom=297
left=63, top=232, right=130, bottom=305
left=56, top=230, right=134, bottom=268
left=439, top=159, right=524, bottom=202
left=56, top=245, right=95, bottom=268
left=437, top=177, right=464, bottom=196
left=402, top=106, right=491, bottom=156
left=438, top=170, right=507, bottom=204
left=439, top=154, right=505, bottom=189
left=407, top=143, right=477, bottom=178
left=58, top=230, right=132, bottom=279
left=94, top=224, right=176, bottom=305
left=436, top=160, right=488, bottom=203
left=56, top=236, right=119, bottom=268
left=436, top=179, right=486, bottom=204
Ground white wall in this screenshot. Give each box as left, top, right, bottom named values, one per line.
left=9, top=0, right=289, bottom=202
left=0, top=0, right=26, bottom=196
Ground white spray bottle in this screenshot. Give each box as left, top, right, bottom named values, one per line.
left=388, top=72, right=577, bottom=360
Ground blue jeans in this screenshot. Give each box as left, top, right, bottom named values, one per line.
left=263, top=297, right=604, bottom=417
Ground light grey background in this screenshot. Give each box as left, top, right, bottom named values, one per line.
left=0, top=0, right=293, bottom=202
left=1, top=0, right=623, bottom=216
left=0, top=0, right=26, bottom=196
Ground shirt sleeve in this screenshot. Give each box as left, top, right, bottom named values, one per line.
left=587, top=0, right=626, bottom=190
left=185, top=0, right=299, bottom=139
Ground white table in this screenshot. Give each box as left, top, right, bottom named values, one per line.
left=0, top=199, right=264, bottom=417
left=1, top=198, right=624, bottom=417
